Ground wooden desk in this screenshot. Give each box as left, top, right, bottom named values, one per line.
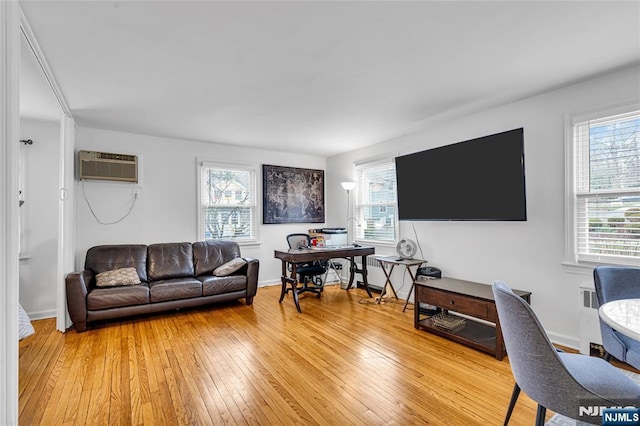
left=372, top=255, right=426, bottom=311
left=274, top=245, right=375, bottom=312
left=414, top=277, right=531, bottom=360
left=599, top=299, right=640, bottom=341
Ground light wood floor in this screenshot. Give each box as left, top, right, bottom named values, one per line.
left=20, top=284, right=544, bottom=425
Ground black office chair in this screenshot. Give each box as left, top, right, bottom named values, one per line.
left=286, top=233, right=327, bottom=297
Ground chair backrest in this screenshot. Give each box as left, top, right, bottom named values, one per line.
left=495, top=281, right=640, bottom=422
left=495, top=280, right=640, bottom=422
left=593, top=266, right=640, bottom=366
left=287, top=233, right=310, bottom=250
left=492, top=281, right=581, bottom=415
left=593, top=266, right=640, bottom=306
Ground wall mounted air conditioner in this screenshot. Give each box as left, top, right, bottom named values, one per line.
left=79, top=150, right=138, bottom=183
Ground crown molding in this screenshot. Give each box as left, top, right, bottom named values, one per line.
left=19, top=7, right=72, bottom=118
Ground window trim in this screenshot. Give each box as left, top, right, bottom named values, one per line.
left=197, top=159, right=260, bottom=245
left=353, top=156, right=399, bottom=246
left=564, top=101, right=640, bottom=267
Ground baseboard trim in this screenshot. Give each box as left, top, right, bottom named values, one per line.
left=26, top=309, right=56, bottom=321
left=357, top=281, right=383, bottom=293
left=258, top=280, right=281, bottom=288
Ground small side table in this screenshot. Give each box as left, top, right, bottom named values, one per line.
left=372, top=255, right=426, bottom=311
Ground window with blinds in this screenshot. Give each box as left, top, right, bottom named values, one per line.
left=354, top=160, right=398, bottom=243
left=198, top=162, right=257, bottom=243
left=573, top=110, right=640, bottom=264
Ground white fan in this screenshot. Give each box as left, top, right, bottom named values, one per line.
left=396, top=238, right=417, bottom=260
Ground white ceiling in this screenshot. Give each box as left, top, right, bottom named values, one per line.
left=19, top=1, right=640, bottom=157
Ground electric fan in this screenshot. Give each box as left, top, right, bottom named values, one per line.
left=396, top=239, right=417, bottom=260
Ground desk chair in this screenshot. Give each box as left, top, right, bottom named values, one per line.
left=286, top=233, right=327, bottom=297
left=594, top=265, right=640, bottom=370
left=493, top=280, right=640, bottom=426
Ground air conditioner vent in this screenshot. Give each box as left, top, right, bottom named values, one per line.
left=93, top=152, right=137, bottom=162
left=578, top=285, right=603, bottom=355
left=79, top=150, right=138, bottom=183
left=582, top=287, right=599, bottom=309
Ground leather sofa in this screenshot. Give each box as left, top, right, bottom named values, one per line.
left=65, top=240, right=259, bottom=332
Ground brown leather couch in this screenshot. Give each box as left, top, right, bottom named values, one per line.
left=65, top=240, right=259, bottom=332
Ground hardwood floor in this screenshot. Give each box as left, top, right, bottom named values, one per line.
left=19, top=284, right=543, bottom=425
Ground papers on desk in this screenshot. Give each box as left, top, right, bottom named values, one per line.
left=309, top=245, right=351, bottom=251
left=310, top=247, right=348, bottom=251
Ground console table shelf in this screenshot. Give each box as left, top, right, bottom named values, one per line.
left=414, top=277, right=531, bottom=360
left=417, top=313, right=498, bottom=356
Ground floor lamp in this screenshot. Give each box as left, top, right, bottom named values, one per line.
left=341, top=181, right=357, bottom=236
left=339, top=181, right=357, bottom=288
left=341, top=180, right=356, bottom=214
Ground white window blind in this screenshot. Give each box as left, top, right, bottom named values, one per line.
left=573, top=110, right=640, bottom=264
left=354, top=160, right=398, bottom=243
left=199, top=162, right=257, bottom=243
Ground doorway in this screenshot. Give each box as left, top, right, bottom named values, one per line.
left=19, top=31, right=63, bottom=324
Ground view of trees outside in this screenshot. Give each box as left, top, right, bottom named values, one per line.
left=584, top=115, right=640, bottom=258
left=355, top=164, right=397, bottom=242
left=202, top=168, right=253, bottom=240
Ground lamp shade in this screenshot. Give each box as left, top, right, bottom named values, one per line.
left=341, top=181, right=356, bottom=191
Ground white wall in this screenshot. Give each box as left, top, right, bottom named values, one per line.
left=326, top=64, right=640, bottom=348
left=72, top=65, right=639, bottom=347
left=19, top=118, right=60, bottom=319
left=75, top=128, right=327, bottom=284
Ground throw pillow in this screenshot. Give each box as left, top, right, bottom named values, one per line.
left=95, top=267, right=141, bottom=287
left=213, top=257, right=247, bottom=277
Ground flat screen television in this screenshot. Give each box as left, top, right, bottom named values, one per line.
left=395, top=128, right=527, bottom=221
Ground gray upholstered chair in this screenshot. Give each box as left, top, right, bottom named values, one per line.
left=492, top=281, right=640, bottom=425
left=593, top=265, right=640, bottom=370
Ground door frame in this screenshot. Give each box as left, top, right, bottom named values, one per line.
left=20, top=9, right=76, bottom=332
left=1, top=2, right=21, bottom=424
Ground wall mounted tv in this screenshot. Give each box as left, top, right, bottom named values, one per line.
left=395, top=128, right=527, bottom=221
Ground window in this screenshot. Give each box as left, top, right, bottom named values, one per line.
left=354, top=159, right=398, bottom=243
left=198, top=162, right=258, bottom=243
left=570, top=108, right=640, bottom=265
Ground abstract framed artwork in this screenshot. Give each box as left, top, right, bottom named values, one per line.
left=262, top=164, right=325, bottom=224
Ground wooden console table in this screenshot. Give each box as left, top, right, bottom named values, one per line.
left=414, top=277, right=531, bottom=360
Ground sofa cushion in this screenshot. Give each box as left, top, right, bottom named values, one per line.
left=87, top=284, right=150, bottom=310
left=149, top=277, right=202, bottom=303
left=147, top=242, right=194, bottom=281
left=85, top=244, right=148, bottom=282
left=198, top=275, right=247, bottom=296
left=95, top=267, right=141, bottom=287
left=193, top=240, right=242, bottom=276
left=213, top=258, right=246, bottom=276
